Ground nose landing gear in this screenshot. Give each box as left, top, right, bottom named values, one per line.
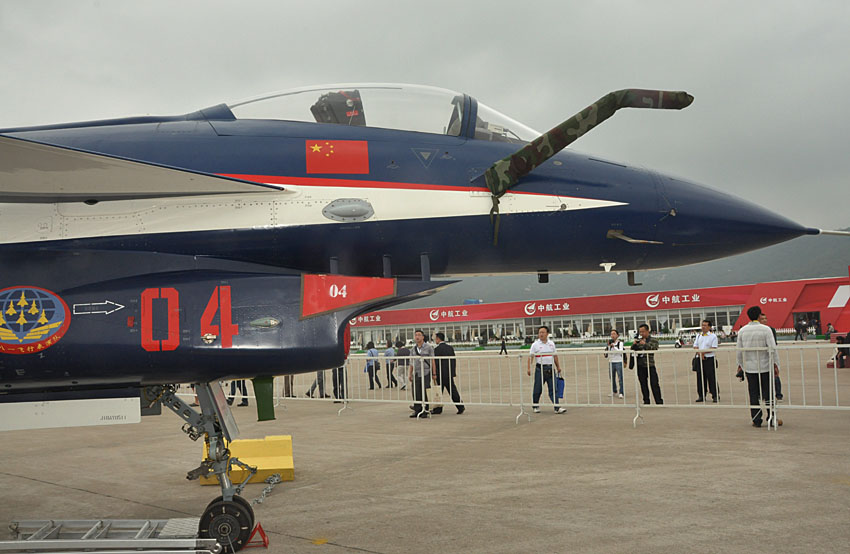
left=150, top=382, right=259, bottom=553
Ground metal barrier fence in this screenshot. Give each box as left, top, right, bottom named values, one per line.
left=217, top=343, right=849, bottom=430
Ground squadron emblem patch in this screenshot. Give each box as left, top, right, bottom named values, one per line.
left=0, top=286, right=70, bottom=354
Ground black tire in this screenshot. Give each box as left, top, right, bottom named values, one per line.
left=204, top=494, right=255, bottom=530
left=199, top=500, right=254, bottom=553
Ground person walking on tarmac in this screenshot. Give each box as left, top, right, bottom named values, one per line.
left=409, top=330, right=434, bottom=418
left=499, top=336, right=508, bottom=355
left=631, top=324, right=664, bottom=405
left=527, top=326, right=567, bottom=414
left=433, top=332, right=465, bottom=414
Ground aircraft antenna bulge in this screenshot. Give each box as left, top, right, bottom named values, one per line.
left=0, top=286, right=70, bottom=354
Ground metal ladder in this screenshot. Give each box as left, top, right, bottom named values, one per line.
left=2, top=518, right=221, bottom=553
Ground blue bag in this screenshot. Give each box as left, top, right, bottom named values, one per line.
left=556, top=376, right=565, bottom=399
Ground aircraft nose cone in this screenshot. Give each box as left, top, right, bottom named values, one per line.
left=655, top=175, right=808, bottom=260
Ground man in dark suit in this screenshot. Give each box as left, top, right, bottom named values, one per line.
left=433, top=332, right=465, bottom=414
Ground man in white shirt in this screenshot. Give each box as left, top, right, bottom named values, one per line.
left=410, top=330, right=434, bottom=418
left=527, top=326, right=567, bottom=414
left=736, top=306, right=781, bottom=428
left=693, top=319, right=718, bottom=403
left=604, top=329, right=625, bottom=398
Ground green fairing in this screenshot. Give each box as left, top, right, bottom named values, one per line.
left=483, top=89, right=693, bottom=245
left=251, top=376, right=276, bottom=421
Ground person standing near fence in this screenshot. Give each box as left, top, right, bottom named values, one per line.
left=836, top=336, right=849, bottom=368
left=737, top=306, right=782, bottom=428
left=282, top=374, right=295, bottom=398
left=365, top=341, right=382, bottom=390
left=384, top=340, right=398, bottom=388
left=527, top=326, right=567, bottom=414
left=396, top=341, right=409, bottom=391
left=499, top=336, right=508, bottom=355
left=631, top=324, right=664, bottom=405
left=228, top=379, right=249, bottom=406
left=758, top=313, right=783, bottom=401
left=433, top=332, right=465, bottom=414
left=794, top=318, right=806, bottom=341
left=332, top=366, right=345, bottom=403
left=693, top=319, right=718, bottom=403
left=605, top=329, right=625, bottom=399
left=409, top=330, right=433, bottom=418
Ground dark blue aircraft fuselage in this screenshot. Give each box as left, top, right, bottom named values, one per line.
left=2, top=112, right=807, bottom=277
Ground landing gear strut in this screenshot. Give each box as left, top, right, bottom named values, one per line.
left=147, top=382, right=258, bottom=552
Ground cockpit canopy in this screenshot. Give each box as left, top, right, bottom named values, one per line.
left=227, top=83, right=539, bottom=143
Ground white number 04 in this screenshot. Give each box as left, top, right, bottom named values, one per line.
left=329, top=284, right=347, bottom=298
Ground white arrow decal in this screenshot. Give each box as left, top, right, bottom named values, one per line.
left=72, top=300, right=126, bottom=315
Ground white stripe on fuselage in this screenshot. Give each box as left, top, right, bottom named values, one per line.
left=0, top=184, right=627, bottom=244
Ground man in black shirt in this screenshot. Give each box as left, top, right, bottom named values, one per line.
left=630, top=324, right=663, bottom=405
left=433, top=332, right=465, bottom=414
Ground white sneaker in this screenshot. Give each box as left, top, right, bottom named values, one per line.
left=555, top=407, right=567, bottom=414
left=533, top=407, right=541, bottom=413
left=618, top=393, right=624, bottom=399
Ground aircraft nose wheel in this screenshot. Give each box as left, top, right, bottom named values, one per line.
left=199, top=498, right=255, bottom=553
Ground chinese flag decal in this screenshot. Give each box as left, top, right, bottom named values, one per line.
left=305, top=140, right=369, bottom=174
left=301, top=274, right=395, bottom=319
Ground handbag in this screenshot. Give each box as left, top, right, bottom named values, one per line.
left=556, top=376, right=565, bottom=399
left=692, top=356, right=700, bottom=372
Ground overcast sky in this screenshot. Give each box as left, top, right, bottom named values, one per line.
left=1, top=0, right=847, bottom=228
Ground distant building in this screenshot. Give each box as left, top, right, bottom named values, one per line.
left=348, top=275, right=850, bottom=347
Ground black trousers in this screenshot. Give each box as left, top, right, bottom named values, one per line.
left=746, top=371, right=773, bottom=425
left=368, top=365, right=382, bottom=389
left=412, top=373, right=430, bottom=414
left=637, top=363, right=663, bottom=404
left=696, top=357, right=718, bottom=400
left=386, top=362, right=398, bottom=387
left=332, top=367, right=345, bottom=400
left=437, top=369, right=464, bottom=410
left=499, top=344, right=508, bottom=354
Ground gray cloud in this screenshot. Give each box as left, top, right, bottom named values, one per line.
left=1, top=0, right=847, bottom=227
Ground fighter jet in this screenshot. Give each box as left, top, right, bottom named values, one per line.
left=1, top=83, right=840, bottom=550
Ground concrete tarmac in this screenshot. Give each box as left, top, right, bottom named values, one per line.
left=2, top=400, right=849, bottom=553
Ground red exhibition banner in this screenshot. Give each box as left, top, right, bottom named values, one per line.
left=301, top=274, right=396, bottom=319
left=305, top=140, right=369, bottom=174
left=347, top=277, right=850, bottom=330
